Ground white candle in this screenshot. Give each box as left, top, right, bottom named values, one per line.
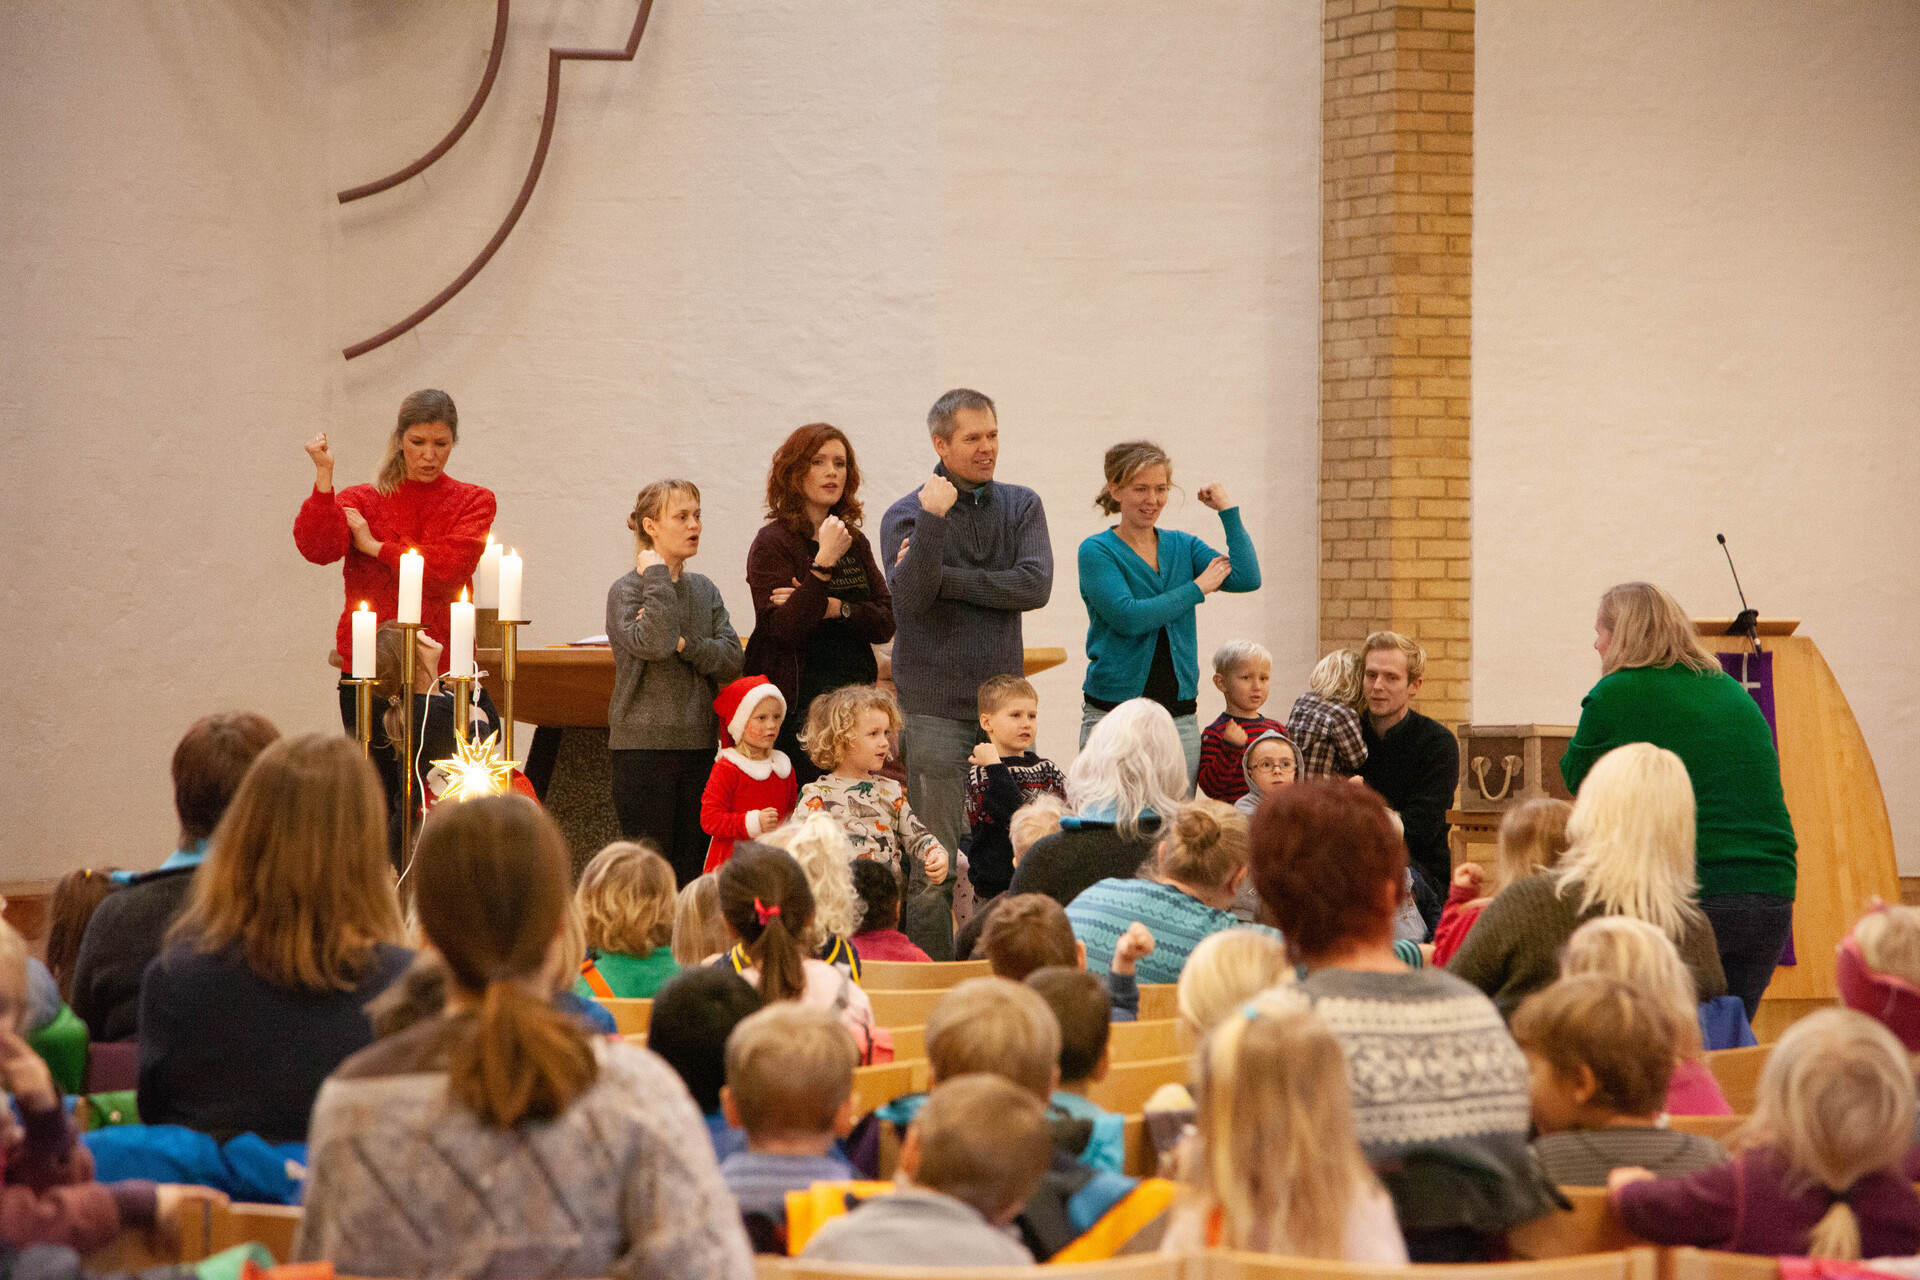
left=351, top=602, right=376, bottom=679
left=499, top=548, right=524, bottom=621
left=449, top=590, right=475, bottom=678
left=475, top=537, right=501, bottom=608
left=398, top=549, right=424, bottom=624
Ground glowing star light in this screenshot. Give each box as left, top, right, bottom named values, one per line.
left=431, top=732, right=514, bottom=803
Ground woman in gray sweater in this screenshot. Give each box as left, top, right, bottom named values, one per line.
left=607, top=480, right=743, bottom=885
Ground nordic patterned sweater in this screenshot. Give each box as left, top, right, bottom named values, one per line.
left=963, top=752, right=1067, bottom=900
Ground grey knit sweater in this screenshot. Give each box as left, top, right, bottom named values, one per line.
left=605, top=565, right=743, bottom=751
left=294, top=1017, right=754, bottom=1280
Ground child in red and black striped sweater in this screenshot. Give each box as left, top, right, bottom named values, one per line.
left=1197, top=641, right=1283, bottom=803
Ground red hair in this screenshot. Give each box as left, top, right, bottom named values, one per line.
left=765, top=423, right=864, bottom=536
left=1249, top=780, right=1406, bottom=962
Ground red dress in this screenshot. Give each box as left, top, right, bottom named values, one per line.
left=293, top=476, right=496, bottom=675
left=700, top=748, right=799, bottom=871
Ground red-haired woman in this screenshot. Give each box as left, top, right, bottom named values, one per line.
left=744, top=425, right=894, bottom=782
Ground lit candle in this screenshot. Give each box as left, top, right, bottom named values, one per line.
left=398, top=549, right=424, bottom=624
left=499, top=548, right=523, bottom=621
left=351, top=601, right=376, bottom=679
left=449, top=589, right=475, bottom=678
left=475, top=536, right=501, bottom=608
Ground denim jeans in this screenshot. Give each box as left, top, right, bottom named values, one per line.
left=1079, top=702, right=1201, bottom=793
left=900, top=712, right=983, bottom=961
left=1699, top=891, right=1796, bottom=1021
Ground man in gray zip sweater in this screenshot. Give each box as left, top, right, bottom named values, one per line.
left=880, top=390, right=1053, bottom=955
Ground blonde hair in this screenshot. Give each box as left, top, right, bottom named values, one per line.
left=1852, top=906, right=1920, bottom=988
left=1736, top=1010, right=1918, bottom=1260
left=1308, top=649, right=1364, bottom=708
left=911, top=1075, right=1052, bottom=1222
left=575, top=841, right=676, bottom=959
left=977, top=674, right=1037, bottom=716
left=1599, top=582, right=1718, bottom=676
left=1212, top=640, right=1271, bottom=678
left=761, top=814, right=864, bottom=946
left=373, top=389, right=458, bottom=495
left=1490, top=798, right=1573, bottom=898
left=801, top=684, right=901, bottom=771
left=169, top=734, right=404, bottom=991
left=1563, top=915, right=1704, bottom=1058
left=1186, top=989, right=1378, bottom=1259
left=1009, top=794, right=1068, bottom=863
left=0, top=919, right=26, bottom=1028
left=672, top=874, right=729, bottom=967
left=1554, top=742, right=1705, bottom=939
left=627, top=479, right=700, bottom=550
left=1175, top=929, right=1292, bottom=1041
left=1095, top=440, right=1174, bottom=514
left=554, top=898, right=587, bottom=995
left=1361, top=631, right=1426, bottom=683
left=724, top=1003, right=858, bottom=1138
left=925, top=977, right=1061, bottom=1099
left=1156, top=800, right=1251, bottom=896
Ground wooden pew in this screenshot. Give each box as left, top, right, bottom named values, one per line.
left=1109, top=1018, right=1181, bottom=1062
left=851, top=1060, right=929, bottom=1118
left=859, top=959, right=991, bottom=989
left=1703, top=1046, right=1768, bottom=1115
left=1138, top=983, right=1179, bottom=1021
left=865, top=988, right=948, bottom=1028
left=1207, top=1248, right=1659, bottom=1280
left=756, top=1252, right=1185, bottom=1279
left=1667, top=1113, right=1746, bottom=1144
left=1663, top=1248, right=1781, bottom=1280
left=599, top=997, right=652, bottom=1036
left=889, top=1023, right=926, bottom=1061
left=1508, top=1185, right=1652, bottom=1260
left=1084, top=1055, right=1188, bottom=1115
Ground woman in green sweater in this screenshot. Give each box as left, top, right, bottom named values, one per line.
left=1559, top=582, right=1796, bottom=1018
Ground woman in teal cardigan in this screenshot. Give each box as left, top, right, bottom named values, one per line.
left=1078, top=441, right=1261, bottom=784
left=1560, top=581, right=1797, bottom=1020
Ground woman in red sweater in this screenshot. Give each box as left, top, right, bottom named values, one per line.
left=293, top=389, right=496, bottom=738
left=742, top=424, right=894, bottom=785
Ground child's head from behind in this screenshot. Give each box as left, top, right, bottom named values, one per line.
left=717, top=844, right=817, bottom=1003
left=1840, top=904, right=1920, bottom=1050
left=977, top=675, right=1039, bottom=756
left=904, top=1075, right=1051, bottom=1226
left=1850, top=904, right=1920, bottom=987
left=1025, top=966, right=1111, bottom=1088
left=722, top=1003, right=858, bottom=1145
left=1175, top=928, right=1292, bottom=1048
left=0, top=919, right=27, bottom=1036
left=802, top=684, right=900, bottom=774
left=647, top=966, right=765, bottom=1115
left=1009, top=796, right=1068, bottom=864
left=1307, top=649, right=1363, bottom=710
left=47, top=867, right=118, bottom=1000
left=926, top=976, right=1061, bottom=1099
left=1156, top=800, right=1251, bottom=900
left=1511, top=974, right=1675, bottom=1133
left=1494, top=797, right=1573, bottom=896
left=576, top=840, right=676, bottom=960
left=1212, top=640, right=1272, bottom=716
left=849, top=858, right=901, bottom=936
left=1561, top=915, right=1703, bottom=1059
left=981, top=893, right=1082, bottom=981
left=672, top=874, right=729, bottom=967
left=1190, top=988, right=1372, bottom=1258
left=760, top=814, right=862, bottom=949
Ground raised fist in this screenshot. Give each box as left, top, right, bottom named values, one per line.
left=918, top=474, right=958, bottom=518
left=815, top=515, right=854, bottom=565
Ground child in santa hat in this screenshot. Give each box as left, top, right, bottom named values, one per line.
left=701, top=677, right=799, bottom=872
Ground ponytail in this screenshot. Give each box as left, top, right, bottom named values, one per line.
left=718, top=845, right=818, bottom=1005
left=449, top=977, right=596, bottom=1129
left=1807, top=1202, right=1862, bottom=1261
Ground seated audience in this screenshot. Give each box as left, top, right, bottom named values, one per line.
left=672, top=873, right=729, bottom=967
left=647, top=967, right=765, bottom=1161
left=1010, top=794, right=1068, bottom=865
left=1162, top=989, right=1406, bottom=1261
left=759, top=814, right=865, bottom=979
left=573, top=840, right=682, bottom=1000
left=848, top=859, right=929, bottom=962
left=1234, top=729, right=1300, bottom=818
left=1009, top=699, right=1184, bottom=907
left=1561, top=916, right=1730, bottom=1115
left=801, top=1075, right=1049, bottom=1267
left=70, top=712, right=279, bottom=1042
left=715, top=844, right=875, bottom=1040
left=295, top=793, right=753, bottom=1277
left=1356, top=631, right=1458, bottom=928
left=1511, top=975, right=1726, bottom=1186
left=1838, top=902, right=1920, bottom=1051
left=1025, top=967, right=1124, bottom=1173
left=718, top=1004, right=858, bottom=1251
left=138, top=734, right=410, bottom=1143
left=980, top=893, right=1139, bottom=1020
left=43, top=870, right=117, bottom=1006
left=1612, top=1009, right=1920, bottom=1259
left=1431, top=797, right=1571, bottom=966
left=1066, top=800, right=1280, bottom=985
left=1447, top=742, right=1727, bottom=1018
left=549, top=899, right=618, bottom=1035
left=1252, top=779, right=1549, bottom=1261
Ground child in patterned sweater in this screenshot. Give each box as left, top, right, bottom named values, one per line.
left=964, top=675, right=1067, bottom=905
left=797, top=685, right=951, bottom=957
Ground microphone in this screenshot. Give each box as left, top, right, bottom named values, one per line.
left=1716, top=533, right=1759, bottom=642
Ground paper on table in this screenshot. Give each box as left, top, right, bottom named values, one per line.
left=567, top=635, right=611, bottom=647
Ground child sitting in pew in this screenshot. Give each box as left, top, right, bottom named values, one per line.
left=978, top=893, right=1150, bottom=1021
left=717, top=1004, right=858, bottom=1252
left=1510, top=974, right=1726, bottom=1187
left=573, top=840, right=681, bottom=999
left=1025, top=967, right=1125, bottom=1174
left=645, top=967, right=765, bottom=1161
left=847, top=858, right=929, bottom=963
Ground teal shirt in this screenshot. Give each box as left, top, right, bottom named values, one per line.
left=1066, top=878, right=1282, bottom=987
left=1561, top=663, right=1796, bottom=900
left=1078, top=508, right=1260, bottom=704
left=574, top=949, right=681, bottom=1000
left=1050, top=1091, right=1125, bottom=1174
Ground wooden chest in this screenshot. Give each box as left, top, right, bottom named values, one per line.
left=1453, top=723, right=1577, bottom=814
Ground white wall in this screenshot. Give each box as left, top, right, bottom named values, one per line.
left=1475, top=2, right=1920, bottom=865
left=0, top=0, right=1321, bottom=880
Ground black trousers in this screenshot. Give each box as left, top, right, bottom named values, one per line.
left=1699, top=891, right=1796, bottom=1021
left=610, top=748, right=713, bottom=887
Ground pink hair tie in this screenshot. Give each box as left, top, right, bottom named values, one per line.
left=753, top=898, right=782, bottom=926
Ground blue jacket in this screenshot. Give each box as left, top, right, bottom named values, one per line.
left=1078, top=509, right=1259, bottom=704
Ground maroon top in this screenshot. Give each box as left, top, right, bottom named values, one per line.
left=1614, top=1146, right=1920, bottom=1257
left=849, top=928, right=931, bottom=963
left=742, top=520, right=894, bottom=715
left=1, top=1104, right=155, bottom=1251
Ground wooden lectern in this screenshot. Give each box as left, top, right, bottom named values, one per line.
left=1692, top=619, right=1900, bottom=1037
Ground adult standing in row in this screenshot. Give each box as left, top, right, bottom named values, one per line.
left=881, top=389, right=1053, bottom=871
left=1357, top=631, right=1459, bottom=931
left=744, top=424, right=894, bottom=783
left=1562, top=582, right=1796, bottom=1019
left=1078, top=441, right=1261, bottom=784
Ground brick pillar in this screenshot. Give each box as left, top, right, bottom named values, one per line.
left=1321, top=0, right=1472, bottom=724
